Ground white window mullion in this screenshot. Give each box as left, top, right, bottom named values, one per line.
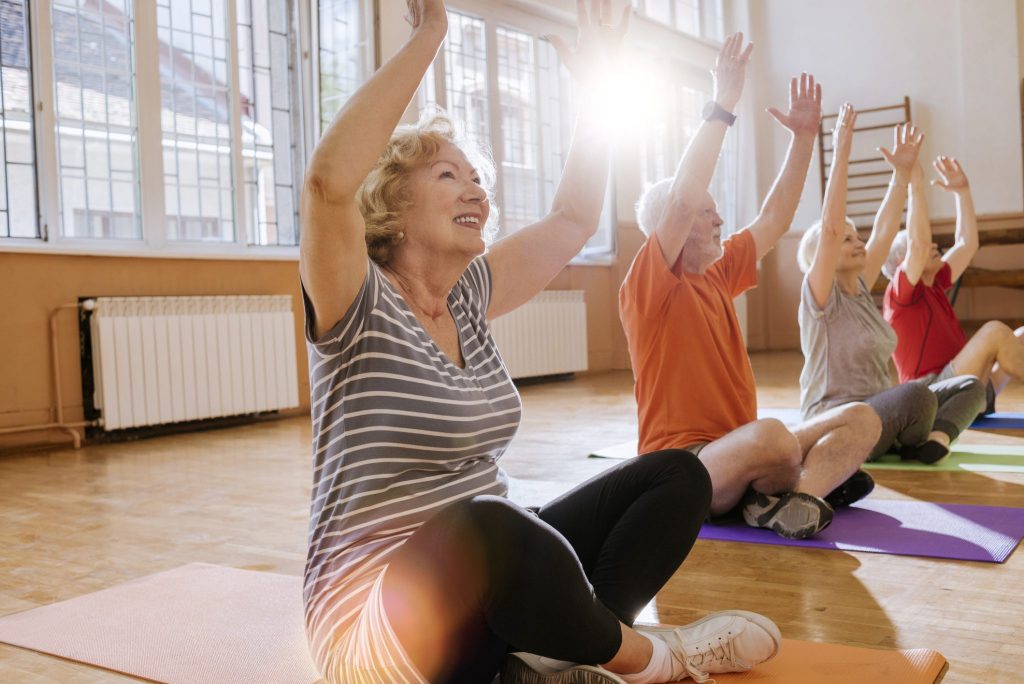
left=530, top=37, right=546, bottom=224
left=30, top=0, right=59, bottom=242
left=134, top=0, right=167, bottom=249
left=226, top=0, right=247, bottom=246
left=484, top=21, right=503, bottom=233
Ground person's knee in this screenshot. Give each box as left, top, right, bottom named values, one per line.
left=903, top=382, right=938, bottom=413
left=755, top=418, right=802, bottom=468
left=644, top=448, right=713, bottom=508
left=977, top=320, right=1013, bottom=347
left=840, top=402, right=882, bottom=445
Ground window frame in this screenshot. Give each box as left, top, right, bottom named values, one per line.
left=1, top=0, right=374, bottom=260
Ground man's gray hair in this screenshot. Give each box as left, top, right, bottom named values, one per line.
left=635, top=178, right=674, bottom=236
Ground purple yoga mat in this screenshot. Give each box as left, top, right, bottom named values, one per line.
left=699, top=499, right=1024, bottom=563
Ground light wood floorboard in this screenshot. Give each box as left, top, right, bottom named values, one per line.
left=1, top=351, right=1022, bottom=682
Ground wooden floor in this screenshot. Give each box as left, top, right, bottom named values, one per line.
left=2, top=351, right=1023, bottom=683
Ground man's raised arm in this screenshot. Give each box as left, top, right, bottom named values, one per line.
left=654, top=32, right=752, bottom=266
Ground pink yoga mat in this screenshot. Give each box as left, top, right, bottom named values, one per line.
left=700, top=499, right=1024, bottom=562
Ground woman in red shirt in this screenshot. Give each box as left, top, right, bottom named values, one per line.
left=882, top=157, right=1024, bottom=410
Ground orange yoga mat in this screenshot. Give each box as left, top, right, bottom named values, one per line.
left=710, top=638, right=947, bottom=683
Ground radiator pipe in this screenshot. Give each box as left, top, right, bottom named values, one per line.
left=0, top=302, right=97, bottom=449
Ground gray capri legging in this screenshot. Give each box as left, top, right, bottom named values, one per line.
left=863, top=374, right=988, bottom=460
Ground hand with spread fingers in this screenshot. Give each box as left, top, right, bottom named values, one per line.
left=547, top=0, right=631, bottom=90
left=932, top=156, right=970, bottom=194
left=712, top=32, right=754, bottom=112
left=878, top=123, right=924, bottom=185
left=404, top=0, right=447, bottom=31
left=767, top=73, right=822, bottom=137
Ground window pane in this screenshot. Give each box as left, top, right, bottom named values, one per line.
left=318, top=0, right=368, bottom=131
left=158, top=0, right=234, bottom=242
left=238, top=0, right=300, bottom=246
left=673, top=0, right=700, bottom=34
left=496, top=26, right=540, bottom=235
left=1, top=0, right=37, bottom=238
left=52, top=0, right=141, bottom=239
left=444, top=11, right=488, bottom=141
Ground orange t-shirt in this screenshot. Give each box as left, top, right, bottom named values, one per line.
left=619, top=230, right=759, bottom=453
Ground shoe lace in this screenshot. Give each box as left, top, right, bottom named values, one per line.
left=669, top=629, right=748, bottom=684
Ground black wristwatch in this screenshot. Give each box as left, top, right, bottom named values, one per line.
left=702, top=101, right=737, bottom=126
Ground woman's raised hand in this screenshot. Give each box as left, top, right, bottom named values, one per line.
left=547, top=0, right=631, bottom=90
left=832, top=101, right=857, bottom=147
left=404, top=0, right=447, bottom=31
left=878, top=123, right=924, bottom=184
left=932, top=156, right=969, bottom=194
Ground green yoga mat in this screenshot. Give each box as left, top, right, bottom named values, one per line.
left=865, top=444, right=1024, bottom=472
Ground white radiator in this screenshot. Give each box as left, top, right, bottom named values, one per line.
left=489, top=290, right=588, bottom=379
left=88, top=295, right=299, bottom=431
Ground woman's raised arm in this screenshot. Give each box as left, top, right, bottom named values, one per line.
left=300, top=1, right=448, bottom=338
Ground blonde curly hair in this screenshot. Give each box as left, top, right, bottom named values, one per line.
left=358, top=109, right=499, bottom=265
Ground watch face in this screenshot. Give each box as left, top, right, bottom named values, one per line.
left=702, top=101, right=716, bottom=119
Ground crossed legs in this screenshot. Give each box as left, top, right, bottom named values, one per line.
left=697, top=403, right=880, bottom=517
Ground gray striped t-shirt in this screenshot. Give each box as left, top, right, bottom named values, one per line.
left=301, top=256, right=521, bottom=671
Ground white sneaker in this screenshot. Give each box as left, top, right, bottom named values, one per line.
left=502, top=652, right=626, bottom=683
left=635, top=610, right=781, bottom=683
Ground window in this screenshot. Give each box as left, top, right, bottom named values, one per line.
left=421, top=9, right=615, bottom=259
left=158, top=0, right=235, bottom=242
left=238, top=0, right=302, bottom=246
left=52, top=0, right=141, bottom=240
left=631, top=0, right=723, bottom=40
left=0, top=0, right=37, bottom=238
left=7, top=0, right=373, bottom=255
left=317, top=0, right=371, bottom=131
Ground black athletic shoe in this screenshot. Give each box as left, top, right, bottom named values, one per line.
left=741, top=490, right=834, bottom=540
left=900, top=440, right=950, bottom=465
left=824, top=469, right=875, bottom=508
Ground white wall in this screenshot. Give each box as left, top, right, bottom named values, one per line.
left=744, top=0, right=1024, bottom=234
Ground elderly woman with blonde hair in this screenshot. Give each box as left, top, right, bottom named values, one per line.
left=797, top=109, right=986, bottom=465
left=298, top=1, right=780, bottom=682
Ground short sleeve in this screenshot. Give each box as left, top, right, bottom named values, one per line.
left=801, top=275, right=836, bottom=320
left=713, top=230, right=759, bottom=297
left=888, top=266, right=925, bottom=307
left=465, top=256, right=494, bottom=314
left=301, top=257, right=381, bottom=353
left=619, top=233, right=681, bottom=319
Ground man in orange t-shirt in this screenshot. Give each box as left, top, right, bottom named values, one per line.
left=619, top=43, right=881, bottom=540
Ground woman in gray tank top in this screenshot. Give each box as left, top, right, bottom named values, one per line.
left=797, top=105, right=985, bottom=465
left=298, top=1, right=782, bottom=683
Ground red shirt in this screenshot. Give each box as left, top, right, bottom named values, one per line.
left=883, top=262, right=966, bottom=382
left=619, top=230, right=759, bottom=453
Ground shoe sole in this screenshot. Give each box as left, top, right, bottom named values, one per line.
left=501, top=654, right=625, bottom=684
left=743, top=492, right=833, bottom=540
left=635, top=609, right=783, bottom=661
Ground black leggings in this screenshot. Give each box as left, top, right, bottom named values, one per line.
left=384, top=449, right=712, bottom=684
